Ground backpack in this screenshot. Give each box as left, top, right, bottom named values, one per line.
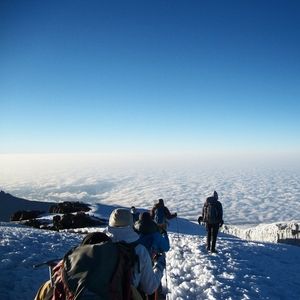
left=154, top=206, right=166, bottom=225
left=204, top=201, right=221, bottom=224
left=47, top=241, right=139, bottom=300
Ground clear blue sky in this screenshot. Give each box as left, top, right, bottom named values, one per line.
left=1, top=0, right=299, bottom=156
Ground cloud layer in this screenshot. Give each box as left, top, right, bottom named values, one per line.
left=1, top=155, right=299, bottom=225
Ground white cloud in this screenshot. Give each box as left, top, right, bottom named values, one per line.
left=0, top=154, right=299, bottom=225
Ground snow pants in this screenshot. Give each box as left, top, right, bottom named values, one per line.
left=206, top=223, right=219, bottom=251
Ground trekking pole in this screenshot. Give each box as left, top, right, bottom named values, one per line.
left=165, top=259, right=168, bottom=300
left=176, top=211, right=179, bottom=240
left=33, top=258, right=61, bottom=287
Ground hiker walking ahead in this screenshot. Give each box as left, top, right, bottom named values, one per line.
left=150, top=199, right=177, bottom=231
left=135, top=211, right=170, bottom=300
left=202, top=191, right=223, bottom=253
left=105, top=208, right=166, bottom=296
left=134, top=211, right=170, bottom=257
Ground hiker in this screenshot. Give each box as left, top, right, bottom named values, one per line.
left=131, top=206, right=140, bottom=223
left=202, top=191, right=223, bottom=253
left=104, top=208, right=166, bottom=296
left=134, top=211, right=170, bottom=257
left=150, top=198, right=177, bottom=231
left=134, top=211, right=170, bottom=300
left=35, top=209, right=165, bottom=300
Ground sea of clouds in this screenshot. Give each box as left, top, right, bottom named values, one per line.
left=1, top=154, right=299, bottom=226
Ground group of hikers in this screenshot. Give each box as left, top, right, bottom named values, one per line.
left=34, top=192, right=223, bottom=300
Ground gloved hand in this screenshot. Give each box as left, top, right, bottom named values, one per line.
left=154, top=253, right=166, bottom=271
left=198, top=216, right=203, bottom=224
left=173, top=212, right=177, bottom=217
left=219, top=220, right=224, bottom=227
left=160, top=228, right=167, bottom=235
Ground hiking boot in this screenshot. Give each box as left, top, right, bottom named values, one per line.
left=211, top=249, right=218, bottom=254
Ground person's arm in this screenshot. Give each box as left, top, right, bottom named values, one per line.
left=202, top=203, right=206, bottom=222
left=135, top=245, right=164, bottom=295
left=219, top=202, right=223, bottom=220
left=155, top=232, right=170, bottom=253
left=219, top=202, right=224, bottom=226
left=164, top=207, right=177, bottom=219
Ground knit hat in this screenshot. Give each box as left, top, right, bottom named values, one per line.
left=109, top=208, right=133, bottom=227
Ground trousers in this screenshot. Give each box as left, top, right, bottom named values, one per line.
left=206, top=223, right=219, bottom=251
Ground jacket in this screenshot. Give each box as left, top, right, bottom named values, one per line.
left=134, top=218, right=170, bottom=255
left=202, top=196, right=223, bottom=225
left=150, top=203, right=176, bottom=224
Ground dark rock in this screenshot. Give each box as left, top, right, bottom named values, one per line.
left=23, top=218, right=43, bottom=228
left=52, top=212, right=104, bottom=230
left=10, top=210, right=44, bottom=221
left=49, top=201, right=91, bottom=214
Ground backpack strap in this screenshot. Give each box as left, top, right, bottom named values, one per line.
left=110, top=241, right=141, bottom=300
left=123, top=241, right=140, bottom=272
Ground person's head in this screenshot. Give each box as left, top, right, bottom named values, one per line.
left=130, top=206, right=136, bottom=214
left=135, top=211, right=159, bottom=234
left=106, top=208, right=139, bottom=243
left=109, top=208, right=133, bottom=228
left=213, top=191, right=218, bottom=200
left=139, top=211, right=152, bottom=222
left=158, top=198, right=164, bottom=205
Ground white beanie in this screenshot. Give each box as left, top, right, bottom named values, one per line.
left=109, top=208, right=133, bottom=227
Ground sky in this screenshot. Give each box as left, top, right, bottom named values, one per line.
left=1, top=0, right=300, bottom=158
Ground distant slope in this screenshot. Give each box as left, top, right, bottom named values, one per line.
left=0, top=191, right=55, bottom=221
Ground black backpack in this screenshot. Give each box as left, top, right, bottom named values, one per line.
left=48, top=241, right=139, bottom=300
left=204, top=199, right=221, bottom=224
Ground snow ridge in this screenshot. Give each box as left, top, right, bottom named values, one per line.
left=221, top=221, right=300, bottom=246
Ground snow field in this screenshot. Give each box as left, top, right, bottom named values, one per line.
left=1, top=218, right=300, bottom=300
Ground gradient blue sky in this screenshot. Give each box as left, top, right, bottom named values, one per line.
left=1, top=0, right=299, bottom=157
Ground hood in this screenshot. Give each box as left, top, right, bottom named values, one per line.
left=206, top=196, right=217, bottom=205
left=134, top=219, right=158, bottom=235
left=104, top=225, right=139, bottom=243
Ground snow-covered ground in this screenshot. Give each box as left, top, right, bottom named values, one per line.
left=1, top=204, right=300, bottom=300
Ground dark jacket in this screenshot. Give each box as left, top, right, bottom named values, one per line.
left=150, top=202, right=176, bottom=224
left=202, top=196, right=223, bottom=225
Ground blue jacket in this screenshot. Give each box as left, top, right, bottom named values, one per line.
left=138, top=231, right=170, bottom=256
left=134, top=216, right=170, bottom=256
